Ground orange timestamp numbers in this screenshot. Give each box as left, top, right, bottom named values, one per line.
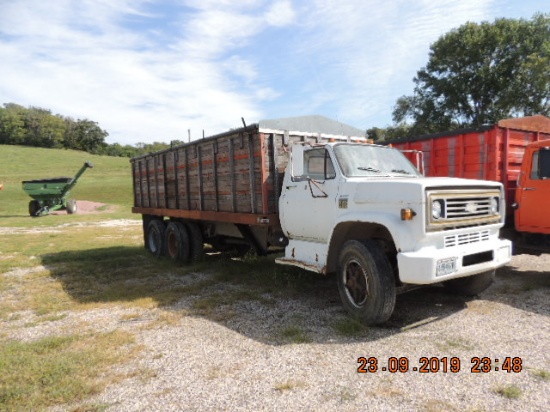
left=357, top=357, right=522, bottom=374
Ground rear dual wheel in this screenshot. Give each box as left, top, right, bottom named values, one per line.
left=146, top=219, right=166, bottom=258
left=185, top=221, right=204, bottom=261
left=165, top=221, right=191, bottom=262
left=144, top=218, right=203, bottom=263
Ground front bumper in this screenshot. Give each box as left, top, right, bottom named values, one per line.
left=397, top=237, right=512, bottom=284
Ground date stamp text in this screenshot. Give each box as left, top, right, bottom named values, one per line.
left=357, top=357, right=523, bottom=374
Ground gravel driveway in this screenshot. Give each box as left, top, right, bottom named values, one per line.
left=37, top=251, right=547, bottom=411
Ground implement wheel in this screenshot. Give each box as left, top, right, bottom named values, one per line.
left=165, top=221, right=191, bottom=263
left=337, top=240, right=396, bottom=326
left=67, top=199, right=77, bottom=214
left=146, top=219, right=166, bottom=258
left=28, top=200, right=40, bottom=217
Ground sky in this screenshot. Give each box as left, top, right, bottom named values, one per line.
left=0, top=0, right=549, bottom=145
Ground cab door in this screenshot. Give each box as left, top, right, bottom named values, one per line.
left=280, top=147, right=339, bottom=242
left=515, top=146, right=550, bottom=234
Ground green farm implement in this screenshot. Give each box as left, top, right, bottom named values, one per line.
left=22, top=161, right=94, bottom=216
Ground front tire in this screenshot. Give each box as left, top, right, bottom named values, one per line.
left=337, top=240, right=396, bottom=326
left=443, top=270, right=495, bottom=296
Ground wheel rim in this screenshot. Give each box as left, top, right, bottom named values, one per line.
left=344, top=259, right=369, bottom=307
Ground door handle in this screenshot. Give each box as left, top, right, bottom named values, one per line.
left=523, top=187, right=536, bottom=191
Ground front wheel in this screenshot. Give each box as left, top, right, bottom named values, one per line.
left=443, top=270, right=495, bottom=296
left=337, top=240, right=396, bottom=326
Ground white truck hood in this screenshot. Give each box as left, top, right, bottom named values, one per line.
left=352, top=177, right=502, bottom=204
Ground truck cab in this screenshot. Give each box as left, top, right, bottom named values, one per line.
left=277, top=142, right=512, bottom=324
left=514, top=140, right=550, bottom=247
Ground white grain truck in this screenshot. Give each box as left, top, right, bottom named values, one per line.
left=131, top=117, right=511, bottom=325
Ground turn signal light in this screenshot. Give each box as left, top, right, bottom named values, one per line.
left=401, top=208, right=416, bottom=220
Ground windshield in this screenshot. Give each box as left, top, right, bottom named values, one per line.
left=333, top=144, right=421, bottom=177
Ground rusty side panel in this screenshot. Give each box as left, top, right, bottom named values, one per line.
left=132, top=129, right=266, bottom=214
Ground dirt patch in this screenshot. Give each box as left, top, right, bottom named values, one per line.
left=50, top=201, right=115, bottom=215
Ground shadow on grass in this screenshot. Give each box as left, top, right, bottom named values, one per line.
left=37, top=245, right=497, bottom=345
left=41, top=246, right=196, bottom=307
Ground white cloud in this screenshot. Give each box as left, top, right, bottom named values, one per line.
left=265, top=0, right=296, bottom=26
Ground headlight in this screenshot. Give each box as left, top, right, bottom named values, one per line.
left=490, top=197, right=499, bottom=214
left=432, top=200, right=442, bottom=219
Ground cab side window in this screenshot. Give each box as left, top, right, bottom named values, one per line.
left=304, top=149, right=336, bottom=180
left=530, top=149, right=550, bottom=180
left=539, top=149, right=550, bottom=179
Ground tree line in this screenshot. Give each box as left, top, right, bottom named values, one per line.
left=0, top=103, right=179, bottom=157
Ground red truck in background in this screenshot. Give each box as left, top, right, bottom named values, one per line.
left=391, top=115, right=550, bottom=254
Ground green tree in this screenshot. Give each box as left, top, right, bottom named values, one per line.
left=19, top=106, right=66, bottom=148
left=73, top=119, right=108, bottom=153
left=0, top=103, right=26, bottom=144
left=63, top=117, right=79, bottom=150
left=392, top=13, right=550, bottom=136
left=23, top=106, right=51, bottom=146
left=39, top=113, right=66, bottom=148
left=103, top=143, right=140, bottom=157
left=366, top=127, right=384, bottom=141
left=366, top=124, right=414, bottom=142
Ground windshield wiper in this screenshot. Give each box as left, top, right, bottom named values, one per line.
left=391, top=169, right=411, bottom=175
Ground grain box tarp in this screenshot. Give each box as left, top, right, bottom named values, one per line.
left=131, top=124, right=341, bottom=225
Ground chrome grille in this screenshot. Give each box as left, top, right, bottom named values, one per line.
left=446, top=197, right=492, bottom=218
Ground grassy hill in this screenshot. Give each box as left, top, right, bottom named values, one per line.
left=0, top=145, right=135, bottom=223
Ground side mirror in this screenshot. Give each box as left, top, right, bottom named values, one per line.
left=291, top=145, right=304, bottom=177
